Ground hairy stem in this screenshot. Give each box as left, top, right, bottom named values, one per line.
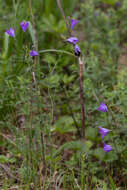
left=79, top=57, right=85, bottom=140
left=56, top=0, right=85, bottom=139
left=29, top=0, right=38, bottom=70
left=29, top=0, right=46, bottom=179
left=56, top=0, right=71, bottom=35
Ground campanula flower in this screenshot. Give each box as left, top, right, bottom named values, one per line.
left=30, top=50, right=38, bottom=56
left=66, top=37, right=78, bottom=45
left=116, top=2, right=121, bottom=7
left=74, top=44, right=81, bottom=56
left=70, top=19, right=79, bottom=30
left=97, top=102, right=108, bottom=112
left=5, top=28, right=15, bottom=37
left=94, top=11, right=99, bottom=17
left=98, top=127, right=110, bottom=139
left=104, top=143, right=112, bottom=152
left=20, top=21, right=29, bottom=32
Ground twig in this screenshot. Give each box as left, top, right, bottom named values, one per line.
left=78, top=57, right=85, bottom=140
left=56, top=0, right=71, bottom=35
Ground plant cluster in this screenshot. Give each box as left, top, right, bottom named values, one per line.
left=0, top=0, right=127, bottom=189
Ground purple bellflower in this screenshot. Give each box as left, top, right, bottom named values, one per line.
left=5, top=28, right=15, bottom=37
left=20, top=21, right=29, bottom=32
left=116, top=2, right=121, bottom=7
left=70, top=19, right=79, bottom=30
left=97, top=102, right=108, bottom=112
left=104, top=143, right=112, bottom=152
left=98, top=127, right=110, bottom=139
left=94, top=11, right=99, bottom=18
left=66, top=37, right=79, bottom=45
left=30, top=50, right=38, bottom=57
left=74, top=44, right=81, bottom=56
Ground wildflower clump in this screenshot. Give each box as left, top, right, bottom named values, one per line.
left=5, top=21, right=38, bottom=57
left=97, top=102, right=112, bottom=152
left=66, top=18, right=81, bottom=57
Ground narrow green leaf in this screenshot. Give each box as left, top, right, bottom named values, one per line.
left=28, top=21, right=36, bottom=46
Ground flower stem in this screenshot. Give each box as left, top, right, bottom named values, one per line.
left=56, top=0, right=85, bottom=140
left=56, top=0, right=71, bottom=35
left=78, top=57, right=85, bottom=140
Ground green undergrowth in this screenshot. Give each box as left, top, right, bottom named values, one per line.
left=0, top=0, right=127, bottom=189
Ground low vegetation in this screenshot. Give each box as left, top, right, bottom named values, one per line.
left=0, top=0, right=127, bottom=189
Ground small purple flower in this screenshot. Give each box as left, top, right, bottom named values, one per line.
left=94, top=12, right=99, bottom=17
left=97, top=102, right=108, bottom=112
left=30, top=50, right=38, bottom=57
left=98, top=127, right=110, bottom=139
left=70, top=19, right=79, bottom=30
left=5, top=28, right=15, bottom=37
left=104, top=143, right=112, bottom=152
left=74, top=44, right=81, bottom=56
left=20, top=21, right=29, bottom=32
left=116, top=2, right=121, bottom=7
left=66, top=37, right=79, bottom=45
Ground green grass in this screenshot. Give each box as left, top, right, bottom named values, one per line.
left=0, top=0, right=127, bottom=189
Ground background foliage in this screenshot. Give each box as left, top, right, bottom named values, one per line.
left=0, top=0, right=127, bottom=189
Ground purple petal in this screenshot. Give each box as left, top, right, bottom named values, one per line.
left=70, top=19, right=79, bottom=30
left=98, top=127, right=110, bottom=139
left=101, top=134, right=105, bottom=139
left=74, top=44, right=81, bottom=56
left=5, top=28, right=15, bottom=37
left=97, top=102, right=108, bottom=112
left=104, top=144, right=112, bottom=152
left=116, top=2, right=121, bottom=7
left=30, top=50, right=38, bottom=57
left=94, top=12, right=99, bottom=17
left=66, top=37, right=79, bottom=45
left=20, top=21, right=29, bottom=32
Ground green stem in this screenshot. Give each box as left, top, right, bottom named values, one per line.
left=39, top=49, right=75, bottom=57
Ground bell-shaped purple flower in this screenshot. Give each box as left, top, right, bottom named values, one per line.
left=70, top=19, right=79, bottom=30
left=94, top=11, right=99, bottom=17
left=116, top=2, right=121, bottom=7
left=104, top=143, right=112, bottom=152
left=30, top=50, right=38, bottom=57
left=98, top=127, right=110, bottom=139
left=66, top=37, right=79, bottom=45
left=97, top=102, right=108, bottom=112
left=20, top=21, right=29, bottom=32
left=5, top=28, right=15, bottom=37
left=74, top=44, right=81, bottom=56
